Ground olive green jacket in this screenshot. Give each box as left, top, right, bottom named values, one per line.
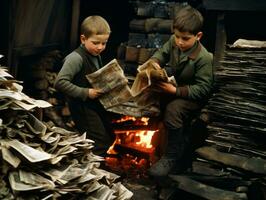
left=151, top=35, right=214, bottom=102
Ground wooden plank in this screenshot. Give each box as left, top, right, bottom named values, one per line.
left=69, top=0, right=80, bottom=51
left=196, top=146, right=266, bottom=174
left=7, top=0, right=16, bottom=75
left=170, top=175, right=248, bottom=200
left=213, top=13, right=226, bottom=67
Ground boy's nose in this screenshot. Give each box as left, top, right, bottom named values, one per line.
left=97, top=43, right=105, bottom=50
left=178, top=39, right=184, bottom=45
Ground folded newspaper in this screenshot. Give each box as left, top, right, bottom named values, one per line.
left=86, top=59, right=176, bottom=117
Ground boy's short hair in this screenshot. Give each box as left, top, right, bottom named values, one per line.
left=81, top=15, right=111, bottom=38
left=173, top=5, right=203, bottom=35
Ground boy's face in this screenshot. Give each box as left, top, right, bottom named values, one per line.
left=174, top=29, right=202, bottom=52
left=80, top=34, right=110, bottom=56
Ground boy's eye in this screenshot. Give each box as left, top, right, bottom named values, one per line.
left=182, top=37, right=190, bottom=41
left=91, top=41, right=107, bottom=46
left=92, top=41, right=100, bottom=45
left=175, top=35, right=190, bottom=41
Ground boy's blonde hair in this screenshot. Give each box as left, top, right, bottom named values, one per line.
left=81, top=15, right=111, bottom=38
left=173, top=5, right=203, bottom=35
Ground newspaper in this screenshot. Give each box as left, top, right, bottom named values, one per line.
left=1, top=139, right=52, bottom=163
left=86, top=59, right=176, bottom=117
left=231, top=38, right=266, bottom=48
left=0, top=67, right=52, bottom=110
left=86, top=59, right=132, bottom=109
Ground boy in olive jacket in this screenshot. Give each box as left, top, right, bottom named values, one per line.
left=148, top=5, right=214, bottom=177
left=54, top=16, right=115, bottom=157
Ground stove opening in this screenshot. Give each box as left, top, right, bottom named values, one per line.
left=105, top=115, right=166, bottom=177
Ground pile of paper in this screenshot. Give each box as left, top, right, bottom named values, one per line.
left=0, top=66, right=133, bottom=199
left=0, top=67, right=52, bottom=110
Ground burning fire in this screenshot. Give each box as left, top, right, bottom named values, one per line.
left=106, top=116, right=161, bottom=175
left=112, top=116, right=150, bottom=125
left=135, top=130, right=154, bottom=148
left=107, top=116, right=157, bottom=154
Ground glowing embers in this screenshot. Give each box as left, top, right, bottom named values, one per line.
left=105, top=155, right=150, bottom=177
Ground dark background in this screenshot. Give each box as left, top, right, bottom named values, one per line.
left=0, top=0, right=266, bottom=73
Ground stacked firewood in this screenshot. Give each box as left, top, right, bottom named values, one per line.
left=29, top=50, right=62, bottom=100
left=21, top=50, right=74, bottom=129
left=117, top=1, right=187, bottom=76
left=167, top=42, right=266, bottom=200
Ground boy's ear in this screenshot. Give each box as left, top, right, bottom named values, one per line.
left=80, top=34, right=86, bottom=43
left=196, top=32, right=203, bottom=40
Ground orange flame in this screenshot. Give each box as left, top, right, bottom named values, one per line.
left=139, top=117, right=149, bottom=125
left=107, top=129, right=157, bottom=155
left=113, top=116, right=136, bottom=123
left=112, top=116, right=150, bottom=126
left=135, top=130, right=155, bottom=149
left=108, top=116, right=157, bottom=155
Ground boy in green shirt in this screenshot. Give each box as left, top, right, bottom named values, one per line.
left=148, top=5, right=214, bottom=177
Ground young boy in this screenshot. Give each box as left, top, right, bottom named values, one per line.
left=54, top=16, right=115, bottom=157
left=147, top=5, right=214, bottom=177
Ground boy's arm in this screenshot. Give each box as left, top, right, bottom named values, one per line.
left=54, top=52, right=89, bottom=101
left=155, top=53, right=213, bottom=101
left=179, top=53, right=213, bottom=100
left=150, top=35, right=176, bottom=77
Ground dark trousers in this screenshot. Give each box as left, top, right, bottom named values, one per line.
left=163, top=98, right=202, bottom=129
left=162, top=98, right=203, bottom=167
left=68, top=99, right=115, bottom=156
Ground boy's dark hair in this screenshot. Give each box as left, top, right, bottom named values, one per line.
left=173, top=5, right=203, bottom=35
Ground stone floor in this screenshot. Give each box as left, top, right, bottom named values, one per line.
left=121, top=175, right=207, bottom=200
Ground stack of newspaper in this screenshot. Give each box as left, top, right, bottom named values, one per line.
left=0, top=67, right=133, bottom=199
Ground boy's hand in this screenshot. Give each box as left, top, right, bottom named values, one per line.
left=88, top=88, right=103, bottom=99
left=155, top=82, right=176, bottom=95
